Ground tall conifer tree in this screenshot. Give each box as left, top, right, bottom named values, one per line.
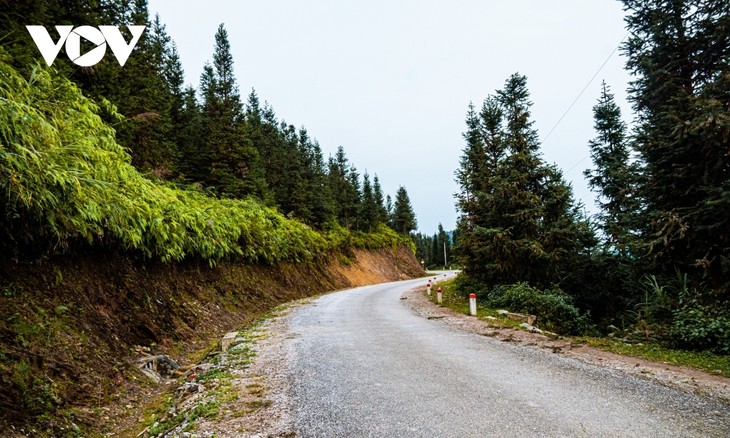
left=393, top=186, right=417, bottom=235
left=622, top=0, right=730, bottom=293
left=584, top=81, right=640, bottom=255
left=456, top=73, right=594, bottom=289
left=202, top=24, right=268, bottom=199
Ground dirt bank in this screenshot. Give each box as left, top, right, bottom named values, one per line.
left=0, top=246, right=422, bottom=436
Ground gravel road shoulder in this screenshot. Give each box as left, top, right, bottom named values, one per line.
left=192, top=300, right=310, bottom=437
left=401, top=284, right=730, bottom=407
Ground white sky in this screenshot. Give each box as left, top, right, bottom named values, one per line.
left=148, top=0, right=634, bottom=234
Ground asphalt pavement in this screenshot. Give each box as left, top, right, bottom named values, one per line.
left=287, top=274, right=730, bottom=437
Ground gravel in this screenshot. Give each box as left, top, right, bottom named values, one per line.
left=286, top=277, right=730, bottom=437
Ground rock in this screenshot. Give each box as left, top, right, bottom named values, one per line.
left=519, top=322, right=543, bottom=334
left=175, top=382, right=204, bottom=397
left=137, top=354, right=180, bottom=382
left=221, top=331, right=239, bottom=352
left=497, top=310, right=536, bottom=325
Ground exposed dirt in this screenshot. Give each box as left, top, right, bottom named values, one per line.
left=0, top=246, right=422, bottom=436
left=402, top=282, right=730, bottom=406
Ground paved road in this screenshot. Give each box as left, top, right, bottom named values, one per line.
left=287, top=274, right=730, bottom=437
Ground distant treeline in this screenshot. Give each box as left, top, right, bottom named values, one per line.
left=453, top=0, right=729, bottom=353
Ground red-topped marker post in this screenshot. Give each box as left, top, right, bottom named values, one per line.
left=437, top=287, right=443, bottom=304
left=426, top=281, right=432, bottom=296
left=469, top=293, right=477, bottom=316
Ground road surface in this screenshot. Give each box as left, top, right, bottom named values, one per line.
left=286, top=274, right=730, bottom=437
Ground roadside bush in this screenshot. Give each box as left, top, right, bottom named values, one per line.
left=671, top=302, right=730, bottom=355
left=487, top=282, right=591, bottom=335
left=453, top=273, right=489, bottom=298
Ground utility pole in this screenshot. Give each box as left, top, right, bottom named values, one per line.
left=443, top=241, right=447, bottom=270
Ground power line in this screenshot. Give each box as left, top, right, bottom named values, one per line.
left=541, top=32, right=629, bottom=144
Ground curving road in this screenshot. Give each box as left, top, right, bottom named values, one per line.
left=287, top=274, right=730, bottom=437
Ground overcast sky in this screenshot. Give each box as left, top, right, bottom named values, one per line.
left=147, top=0, right=634, bottom=234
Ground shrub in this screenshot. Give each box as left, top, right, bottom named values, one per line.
left=671, top=303, right=730, bottom=354
left=487, top=282, right=591, bottom=335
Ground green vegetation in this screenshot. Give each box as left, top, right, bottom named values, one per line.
left=487, top=283, right=591, bottom=335
left=453, top=0, right=730, bottom=355
left=432, top=278, right=730, bottom=376
left=580, top=338, right=730, bottom=378
left=141, top=310, right=278, bottom=437
left=0, top=2, right=419, bottom=265
left=0, top=50, right=411, bottom=263
left=413, top=224, right=454, bottom=270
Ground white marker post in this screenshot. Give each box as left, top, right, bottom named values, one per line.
left=469, top=293, right=477, bottom=316
left=426, top=282, right=432, bottom=296
left=437, top=287, right=443, bottom=304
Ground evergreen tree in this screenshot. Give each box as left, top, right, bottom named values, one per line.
left=305, top=140, right=335, bottom=227
left=202, top=24, right=268, bottom=199
left=328, top=146, right=361, bottom=229
left=413, top=232, right=434, bottom=268
left=436, top=223, right=452, bottom=268
left=346, top=167, right=362, bottom=230
left=584, top=81, right=640, bottom=255
left=385, top=194, right=394, bottom=228
left=431, top=233, right=440, bottom=266
left=622, top=0, right=730, bottom=293
left=372, top=175, right=388, bottom=226
left=123, top=10, right=176, bottom=176
left=392, top=186, right=417, bottom=235
left=176, top=86, right=208, bottom=183
left=456, top=73, right=594, bottom=289
left=360, top=172, right=379, bottom=232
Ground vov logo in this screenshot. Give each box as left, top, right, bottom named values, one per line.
left=26, top=25, right=146, bottom=67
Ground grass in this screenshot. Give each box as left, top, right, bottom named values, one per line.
left=577, top=337, right=730, bottom=377
left=427, top=278, right=523, bottom=329
left=425, top=278, right=730, bottom=377
left=138, top=310, right=284, bottom=436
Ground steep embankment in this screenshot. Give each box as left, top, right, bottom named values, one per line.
left=0, top=246, right=421, bottom=435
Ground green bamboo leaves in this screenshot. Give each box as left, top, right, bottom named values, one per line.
left=0, top=51, right=405, bottom=263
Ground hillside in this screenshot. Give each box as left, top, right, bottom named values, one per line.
left=0, top=38, right=423, bottom=436
left=0, top=246, right=422, bottom=435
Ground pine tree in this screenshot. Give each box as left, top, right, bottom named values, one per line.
left=346, top=167, right=362, bottom=230
left=360, top=172, right=377, bottom=232
left=372, top=175, right=388, bottom=226
left=436, top=223, right=452, bottom=268
left=385, top=194, right=394, bottom=228
left=305, top=140, right=335, bottom=227
left=202, top=24, right=268, bottom=199
left=176, top=86, right=208, bottom=183
left=584, top=81, right=640, bottom=255
left=392, top=186, right=417, bottom=235
left=622, top=0, right=730, bottom=293
left=413, top=232, right=434, bottom=268
left=455, top=73, right=594, bottom=289
left=328, top=146, right=361, bottom=229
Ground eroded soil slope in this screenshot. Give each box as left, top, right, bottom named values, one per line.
left=0, top=246, right=421, bottom=435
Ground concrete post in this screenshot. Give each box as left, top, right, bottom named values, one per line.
left=437, top=287, right=443, bottom=304
left=426, top=282, right=432, bottom=296
left=469, top=293, right=477, bottom=316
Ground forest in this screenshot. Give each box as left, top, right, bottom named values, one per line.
left=0, top=1, right=419, bottom=265
left=453, top=0, right=729, bottom=353
left=1, top=0, right=728, bottom=355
